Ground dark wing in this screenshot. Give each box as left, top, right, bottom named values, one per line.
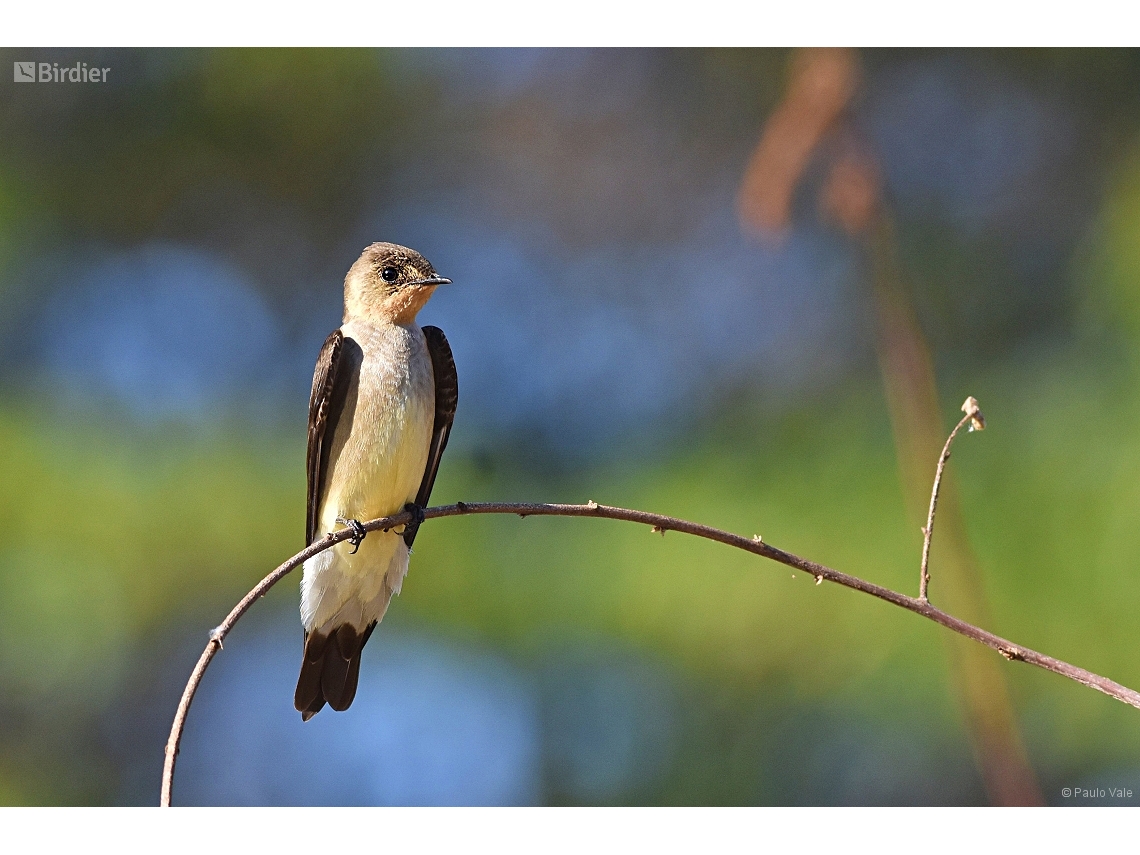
left=306, top=330, right=344, bottom=547
left=405, top=325, right=458, bottom=548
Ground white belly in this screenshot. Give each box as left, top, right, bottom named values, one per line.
left=319, top=321, right=434, bottom=529
left=300, top=319, right=435, bottom=632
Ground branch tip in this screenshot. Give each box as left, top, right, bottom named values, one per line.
left=961, top=396, right=986, bottom=432
left=920, top=402, right=986, bottom=601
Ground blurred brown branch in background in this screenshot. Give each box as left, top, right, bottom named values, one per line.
left=737, top=48, right=862, bottom=239
left=738, top=47, right=1045, bottom=805
left=161, top=487, right=1140, bottom=806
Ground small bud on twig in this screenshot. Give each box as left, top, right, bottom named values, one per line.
left=962, top=396, right=986, bottom=432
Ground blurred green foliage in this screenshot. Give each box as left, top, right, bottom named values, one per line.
left=1085, top=144, right=1140, bottom=345
left=0, top=49, right=399, bottom=240
left=5, top=347, right=1140, bottom=801
left=0, top=408, right=298, bottom=693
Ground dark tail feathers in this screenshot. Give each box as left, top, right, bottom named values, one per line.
left=294, top=622, right=377, bottom=720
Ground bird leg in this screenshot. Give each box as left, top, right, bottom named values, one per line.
left=402, top=502, right=426, bottom=542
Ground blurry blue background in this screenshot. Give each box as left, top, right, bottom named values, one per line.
left=1, top=48, right=1140, bottom=805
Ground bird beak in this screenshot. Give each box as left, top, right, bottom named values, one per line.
left=408, top=276, right=452, bottom=287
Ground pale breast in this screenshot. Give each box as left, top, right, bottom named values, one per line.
left=320, top=319, right=436, bottom=526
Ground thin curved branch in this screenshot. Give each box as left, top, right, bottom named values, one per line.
left=160, top=499, right=1140, bottom=806
left=159, top=528, right=358, bottom=808
left=919, top=397, right=985, bottom=602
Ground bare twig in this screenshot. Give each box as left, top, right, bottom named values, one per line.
left=920, top=396, right=986, bottom=602
left=161, top=496, right=1140, bottom=806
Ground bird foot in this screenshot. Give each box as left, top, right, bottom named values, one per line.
left=402, top=502, right=425, bottom=540
left=335, top=518, right=367, bottom=554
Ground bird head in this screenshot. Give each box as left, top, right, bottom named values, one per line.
left=343, top=242, right=451, bottom=324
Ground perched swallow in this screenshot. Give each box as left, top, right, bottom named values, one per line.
left=294, top=242, right=457, bottom=720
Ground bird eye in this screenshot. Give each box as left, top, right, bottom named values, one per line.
left=381, top=266, right=400, bottom=283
